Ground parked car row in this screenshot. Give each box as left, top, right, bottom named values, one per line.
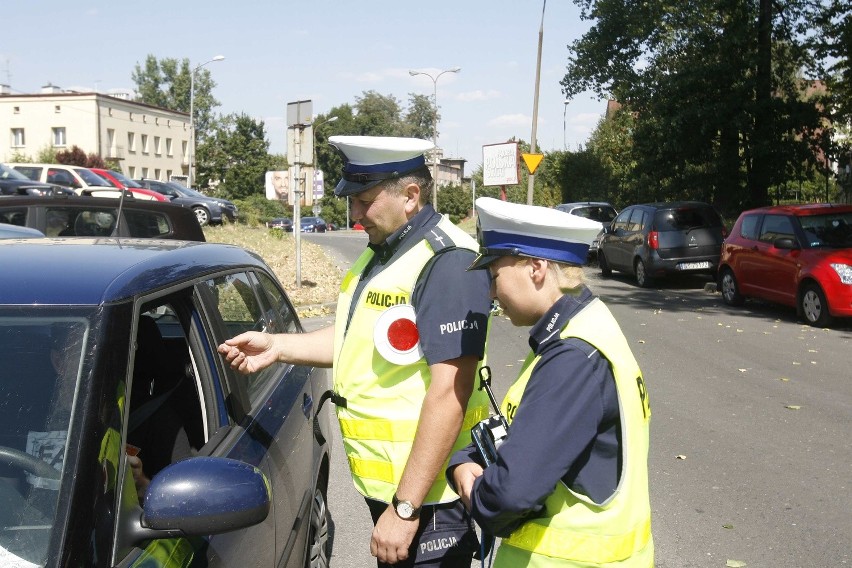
left=265, top=216, right=335, bottom=233
left=2, top=163, right=238, bottom=226
left=572, top=199, right=852, bottom=327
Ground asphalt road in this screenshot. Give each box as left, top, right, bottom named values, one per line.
left=302, top=231, right=852, bottom=568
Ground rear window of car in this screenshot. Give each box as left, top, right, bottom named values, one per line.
left=0, top=208, right=27, bottom=226
left=654, top=206, right=722, bottom=231
left=571, top=206, right=617, bottom=223
left=124, top=210, right=172, bottom=238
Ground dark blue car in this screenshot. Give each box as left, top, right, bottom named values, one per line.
left=0, top=239, right=332, bottom=567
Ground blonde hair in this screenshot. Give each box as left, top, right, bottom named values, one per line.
left=548, top=261, right=585, bottom=292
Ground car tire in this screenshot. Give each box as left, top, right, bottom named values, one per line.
left=635, top=259, right=652, bottom=288
left=192, top=206, right=210, bottom=226
left=799, top=282, right=833, bottom=327
left=719, top=267, right=745, bottom=306
left=599, top=250, right=612, bottom=277
left=306, top=469, right=331, bottom=568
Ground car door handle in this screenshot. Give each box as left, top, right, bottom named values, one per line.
left=302, top=392, right=314, bottom=419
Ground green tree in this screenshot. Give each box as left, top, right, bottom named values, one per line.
left=561, top=0, right=835, bottom=215
left=131, top=55, right=221, bottom=143
left=403, top=93, right=437, bottom=140
left=196, top=113, right=275, bottom=200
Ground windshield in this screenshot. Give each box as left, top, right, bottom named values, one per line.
left=0, top=313, right=88, bottom=566
left=0, top=164, right=32, bottom=181
left=109, top=170, right=143, bottom=188
left=169, top=183, right=205, bottom=198
left=76, top=168, right=112, bottom=187
left=796, top=212, right=852, bottom=248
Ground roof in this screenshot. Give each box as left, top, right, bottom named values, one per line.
left=0, top=239, right=268, bottom=306
left=743, top=203, right=852, bottom=216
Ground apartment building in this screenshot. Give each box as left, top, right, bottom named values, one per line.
left=1, top=84, right=190, bottom=181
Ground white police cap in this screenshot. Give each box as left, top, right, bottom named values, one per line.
left=470, top=197, right=603, bottom=270
left=329, top=135, right=434, bottom=197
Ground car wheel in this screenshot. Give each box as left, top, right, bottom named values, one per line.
left=635, top=259, right=652, bottom=288
left=598, top=250, right=612, bottom=277
left=306, top=470, right=331, bottom=568
left=800, top=282, right=833, bottom=327
left=719, top=268, right=745, bottom=306
left=192, top=206, right=210, bottom=226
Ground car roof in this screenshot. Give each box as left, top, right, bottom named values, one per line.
left=740, top=203, right=852, bottom=217
left=558, top=201, right=615, bottom=208
left=631, top=201, right=714, bottom=210
left=0, top=239, right=269, bottom=306
left=0, top=222, right=44, bottom=238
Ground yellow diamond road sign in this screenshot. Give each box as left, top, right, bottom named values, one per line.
left=522, top=153, right=544, bottom=174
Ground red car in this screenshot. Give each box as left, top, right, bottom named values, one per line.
left=90, top=168, right=169, bottom=202
left=718, top=203, right=852, bottom=327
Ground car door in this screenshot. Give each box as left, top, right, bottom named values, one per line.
left=114, top=287, right=277, bottom=568
left=747, top=214, right=801, bottom=304
left=200, top=270, right=318, bottom=567
left=603, top=208, right=634, bottom=270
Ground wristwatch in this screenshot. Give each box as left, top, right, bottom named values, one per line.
left=392, top=493, right=421, bottom=520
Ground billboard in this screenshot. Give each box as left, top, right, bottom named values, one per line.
left=482, top=142, right=520, bottom=186
left=265, top=170, right=290, bottom=202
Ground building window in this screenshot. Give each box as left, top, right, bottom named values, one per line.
left=128, top=132, right=136, bottom=152
left=108, top=108, right=113, bottom=117
left=141, top=168, right=149, bottom=179
left=154, top=136, right=161, bottom=155
left=13, top=106, right=20, bottom=114
left=54, top=105, right=61, bottom=113
left=166, top=169, right=173, bottom=180
left=11, top=128, right=25, bottom=147
left=154, top=169, right=161, bottom=180
left=52, top=127, right=66, bottom=147
left=141, top=134, right=149, bottom=154
left=166, top=138, right=173, bottom=157
left=129, top=112, right=134, bottom=121
left=142, top=115, right=147, bottom=123
left=128, top=166, right=136, bottom=179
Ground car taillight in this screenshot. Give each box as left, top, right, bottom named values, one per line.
left=648, top=230, right=659, bottom=250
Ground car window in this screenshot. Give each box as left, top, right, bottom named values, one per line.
left=655, top=206, right=722, bottom=231
left=47, top=169, right=79, bottom=188
left=76, top=168, right=111, bottom=186
left=13, top=166, right=41, bottom=181
left=0, top=314, right=88, bottom=566
left=0, top=208, right=27, bottom=226
left=628, top=208, right=646, bottom=231
left=740, top=214, right=760, bottom=240
left=203, top=273, right=285, bottom=401
left=613, top=209, right=632, bottom=230
left=123, top=210, right=172, bottom=238
left=256, top=271, right=298, bottom=333
left=47, top=207, right=117, bottom=237
left=758, top=214, right=796, bottom=243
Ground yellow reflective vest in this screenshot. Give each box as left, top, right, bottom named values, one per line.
left=496, top=298, right=654, bottom=567
left=332, top=217, right=491, bottom=504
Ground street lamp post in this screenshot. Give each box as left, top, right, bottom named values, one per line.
left=563, top=100, right=569, bottom=151
left=408, top=66, right=460, bottom=212
left=189, top=55, right=224, bottom=188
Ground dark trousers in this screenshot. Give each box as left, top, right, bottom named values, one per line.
left=365, top=498, right=480, bottom=567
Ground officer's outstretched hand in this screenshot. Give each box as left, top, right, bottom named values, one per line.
left=218, top=332, right=278, bottom=374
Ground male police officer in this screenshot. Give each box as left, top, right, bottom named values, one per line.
left=218, top=136, right=492, bottom=567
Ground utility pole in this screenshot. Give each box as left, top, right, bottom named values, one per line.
left=527, top=0, right=546, bottom=205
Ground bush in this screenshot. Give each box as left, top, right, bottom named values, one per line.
left=233, top=194, right=291, bottom=227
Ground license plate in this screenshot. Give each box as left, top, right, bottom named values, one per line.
left=677, top=261, right=711, bottom=270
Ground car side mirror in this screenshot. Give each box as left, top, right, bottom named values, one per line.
left=122, top=457, right=270, bottom=547
left=773, top=237, right=799, bottom=250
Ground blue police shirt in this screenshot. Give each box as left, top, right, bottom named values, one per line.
left=448, top=287, right=621, bottom=538
left=348, top=204, right=491, bottom=365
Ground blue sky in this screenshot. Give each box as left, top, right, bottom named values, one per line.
left=4, top=1, right=607, bottom=172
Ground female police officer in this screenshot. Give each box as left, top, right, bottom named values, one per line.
left=448, top=197, right=654, bottom=567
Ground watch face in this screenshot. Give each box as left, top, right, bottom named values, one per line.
left=396, top=501, right=415, bottom=518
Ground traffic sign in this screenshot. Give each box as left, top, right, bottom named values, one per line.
left=521, top=153, right=544, bottom=174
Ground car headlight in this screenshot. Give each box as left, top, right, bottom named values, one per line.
left=830, top=263, right=852, bottom=285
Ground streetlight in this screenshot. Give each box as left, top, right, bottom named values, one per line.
left=408, top=66, right=460, bottom=211
left=189, top=55, right=224, bottom=188
left=563, top=100, right=569, bottom=151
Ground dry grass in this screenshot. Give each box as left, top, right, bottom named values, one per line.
left=203, top=224, right=342, bottom=317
